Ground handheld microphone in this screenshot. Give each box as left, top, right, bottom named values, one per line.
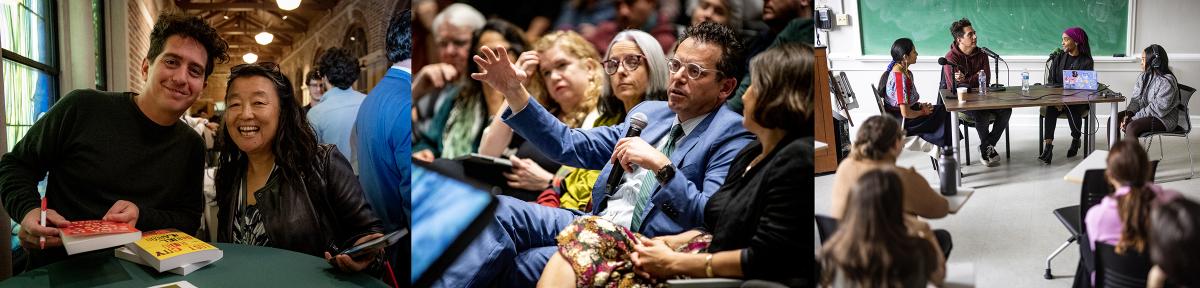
left=980, top=47, right=1002, bottom=61
left=604, top=112, right=649, bottom=196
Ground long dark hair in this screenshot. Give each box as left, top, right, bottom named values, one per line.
left=1106, top=138, right=1155, bottom=254
left=887, top=38, right=915, bottom=72
left=1143, top=44, right=1172, bottom=77
left=458, top=19, right=528, bottom=111
left=215, top=63, right=320, bottom=203
left=820, top=168, right=938, bottom=287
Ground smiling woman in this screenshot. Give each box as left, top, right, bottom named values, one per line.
left=213, top=63, right=386, bottom=275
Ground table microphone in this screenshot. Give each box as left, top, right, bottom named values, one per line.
left=980, top=47, right=1002, bottom=61
left=604, top=112, right=649, bottom=196
left=938, top=57, right=963, bottom=71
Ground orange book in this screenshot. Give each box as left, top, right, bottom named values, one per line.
left=60, top=220, right=141, bottom=255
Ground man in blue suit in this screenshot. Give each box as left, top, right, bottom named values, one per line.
left=436, top=22, right=753, bottom=287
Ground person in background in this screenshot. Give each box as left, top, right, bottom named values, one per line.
left=216, top=62, right=384, bottom=274
left=881, top=38, right=951, bottom=163
left=583, top=0, right=675, bottom=56
left=538, top=43, right=812, bottom=287
left=941, top=17, right=1010, bottom=168
left=304, top=70, right=325, bottom=113
left=725, top=0, right=810, bottom=113
left=554, top=0, right=617, bottom=33
left=830, top=115, right=951, bottom=259
left=1040, top=27, right=1094, bottom=164
left=1083, top=138, right=1179, bottom=286
left=355, top=8, right=412, bottom=285
left=0, top=12, right=222, bottom=270
left=309, top=48, right=366, bottom=165
left=1148, top=197, right=1200, bottom=288
left=1118, top=44, right=1185, bottom=140
left=412, top=3, right=486, bottom=160
left=821, top=168, right=944, bottom=287
left=534, top=29, right=669, bottom=212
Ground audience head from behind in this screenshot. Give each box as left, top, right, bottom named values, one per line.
left=889, top=38, right=917, bottom=72
left=851, top=116, right=905, bottom=161
left=531, top=30, right=603, bottom=128
left=599, top=30, right=669, bottom=122
left=219, top=63, right=316, bottom=170
left=140, top=12, right=230, bottom=124
left=820, top=167, right=939, bottom=287
left=387, top=8, right=413, bottom=66
left=432, top=3, right=485, bottom=74
left=1150, top=197, right=1200, bottom=287
left=763, top=0, right=807, bottom=24
left=668, top=21, right=744, bottom=121
left=305, top=69, right=325, bottom=105
left=1105, top=138, right=1157, bottom=254
left=742, top=43, right=813, bottom=137
left=319, top=48, right=359, bottom=91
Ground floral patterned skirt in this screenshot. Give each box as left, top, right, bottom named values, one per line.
left=555, top=216, right=711, bottom=287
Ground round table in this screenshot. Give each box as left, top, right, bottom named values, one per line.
left=0, top=243, right=388, bottom=287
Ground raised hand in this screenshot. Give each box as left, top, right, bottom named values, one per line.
left=471, top=46, right=527, bottom=97
left=515, top=51, right=541, bottom=87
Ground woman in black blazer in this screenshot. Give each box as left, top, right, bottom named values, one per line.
left=537, top=43, right=813, bottom=287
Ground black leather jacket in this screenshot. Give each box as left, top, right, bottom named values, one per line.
left=216, top=144, right=383, bottom=257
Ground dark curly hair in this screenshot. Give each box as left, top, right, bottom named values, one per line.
left=950, top=18, right=973, bottom=40
left=319, top=48, right=359, bottom=90
left=215, top=63, right=321, bottom=213
left=305, top=69, right=323, bottom=84
left=146, top=12, right=229, bottom=79
left=387, top=9, right=412, bottom=64
left=674, top=21, right=745, bottom=81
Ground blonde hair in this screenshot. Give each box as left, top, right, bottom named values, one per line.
left=532, top=30, right=603, bottom=128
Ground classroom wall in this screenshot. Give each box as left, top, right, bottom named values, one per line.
left=818, top=0, right=1200, bottom=127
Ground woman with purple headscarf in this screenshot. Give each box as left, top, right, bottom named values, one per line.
left=1039, top=27, right=1094, bottom=164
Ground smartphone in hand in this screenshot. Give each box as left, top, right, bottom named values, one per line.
left=338, top=229, right=407, bottom=258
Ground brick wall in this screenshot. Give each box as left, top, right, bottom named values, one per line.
left=277, top=0, right=400, bottom=105
left=126, top=0, right=177, bottom=94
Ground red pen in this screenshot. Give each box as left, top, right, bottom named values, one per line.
left=39, top=197, right=47, bottom=249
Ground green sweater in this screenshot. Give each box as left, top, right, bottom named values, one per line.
left=0, top=89, right=205, bottom=234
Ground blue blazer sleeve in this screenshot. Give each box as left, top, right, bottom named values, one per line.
left=649, top=108, right=755, bottom=232
left=501, top=98, right=626, bottom=170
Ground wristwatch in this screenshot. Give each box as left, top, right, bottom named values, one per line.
left=654, top=164, right=676, bottom=183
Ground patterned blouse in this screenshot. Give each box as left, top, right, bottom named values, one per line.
left=556, top=216, right=711, bottom=287
left=232, top=166, right=279, bottom=247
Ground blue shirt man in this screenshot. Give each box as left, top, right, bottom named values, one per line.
left=308, top=86, right=366, bottom=162
left=356, top=66, right=411, bottom=232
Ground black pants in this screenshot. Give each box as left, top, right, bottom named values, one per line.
left=1117, top=110, right=1169, bottom=140
left=965, top=109, right=1012, bottom=147
left=934, top=229, right=953, bottom=259
left=1044, top=105, right=1088, bottom=141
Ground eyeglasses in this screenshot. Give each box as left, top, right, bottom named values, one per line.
left=667, top=58, right=722, bottom=80
left=231, top=62, right=280, bottom=74
left=437, top=38, right=471, bottom=50
left=603, top=54, right=645, bottom=75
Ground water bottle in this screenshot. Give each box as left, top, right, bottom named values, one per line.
left=1021, top=68, right=1031, bottom=94
left=939, top=146, right=958, bottom=196
left=978, top=70, right=987, bottom=95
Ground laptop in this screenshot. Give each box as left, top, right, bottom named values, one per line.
left=411, top=162, right=498, bottom=287
left=1063, top=70, right=1099, bottom=90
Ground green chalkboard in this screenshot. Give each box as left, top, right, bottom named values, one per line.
left=859, top=0, right=1128, bottom=57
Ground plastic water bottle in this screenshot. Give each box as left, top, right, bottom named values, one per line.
left=978, top=70, right=987, bottom=95
left=1021, top=68, right=1031, bottom=94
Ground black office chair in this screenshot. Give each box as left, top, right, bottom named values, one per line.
left=815, top=214, right=839, bottom=245
left=1139, top=84, right=1195, bottom=181
left=1045, top=169, right=1111, bottom=279
left=1043, top=161, right=1159, bottom=279
left=1094, top=242, right=1153, bottom=288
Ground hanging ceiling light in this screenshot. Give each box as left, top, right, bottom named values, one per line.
left=277, top=0, right=301, bottom=11
left=255, top=31, right=274, bottom=45
left=243, top=52, right=258, bottom=63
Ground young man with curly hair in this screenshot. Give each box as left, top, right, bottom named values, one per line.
left=309, top=47, right=367, bottom=164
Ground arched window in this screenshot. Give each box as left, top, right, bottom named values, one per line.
left=342, top=25, right=367, bottom=92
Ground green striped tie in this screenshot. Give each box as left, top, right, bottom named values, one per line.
left=630, top=124, right=684, bottom=232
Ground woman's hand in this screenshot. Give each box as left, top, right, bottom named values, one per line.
left=413, top=149, right=435, bottom=163
left=631, top=238, right=681, bottom=279
left=324, top=233, right=385, bottom=273
left=515, top=51, right=541, bottom=87
left=504, top=156, right=555, bottom=191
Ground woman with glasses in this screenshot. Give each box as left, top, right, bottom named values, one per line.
left=214, top=63, right=385, bottom=273
left=528, top=30, right=670, bottom=212
left=475, top=30, right=604, bottom=200
left=537, top=43, right=813, bottom=287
